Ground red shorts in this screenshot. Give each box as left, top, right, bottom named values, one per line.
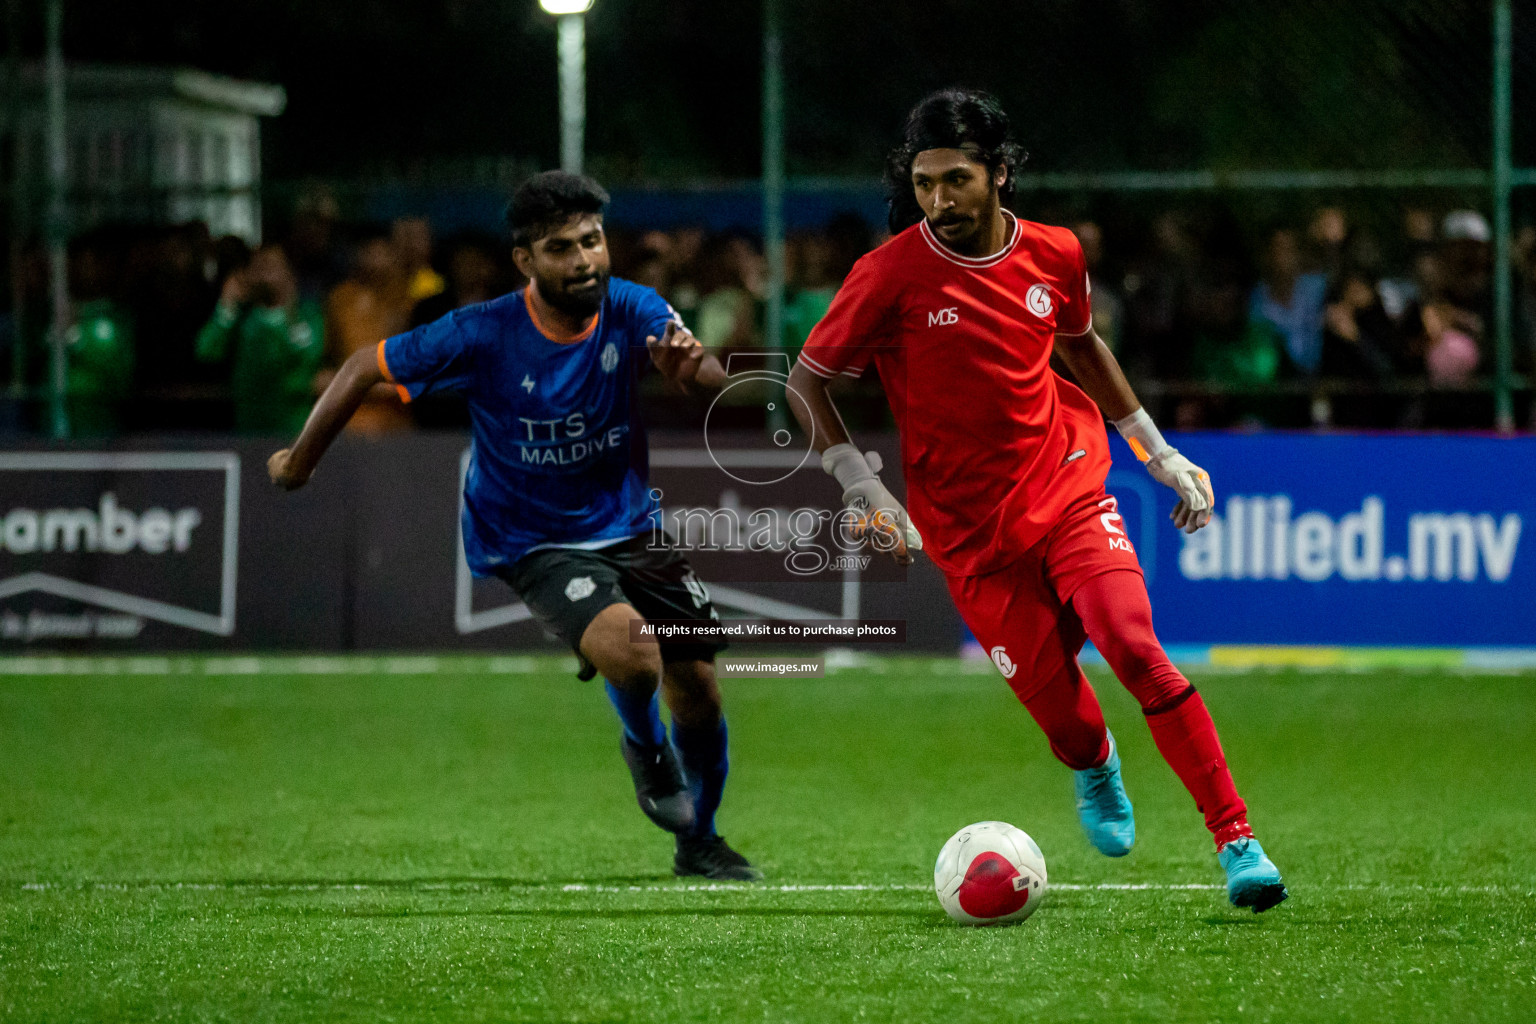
left=944, top=488, right=1143, bottom=702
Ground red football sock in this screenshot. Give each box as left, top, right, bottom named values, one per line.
left=1144, top=690, right=1251, bottom=847
left=1072, top=570, right=1250, bottom=846
left=1019, top=661, right=1111, bottom=771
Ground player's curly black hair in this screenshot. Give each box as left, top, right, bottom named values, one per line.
left=505, top=170, right=611, bottom=248
left=884, top=89, right=1028, bottom=234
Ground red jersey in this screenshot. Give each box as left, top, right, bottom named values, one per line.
left=799, top=211, right=1111, bottom=577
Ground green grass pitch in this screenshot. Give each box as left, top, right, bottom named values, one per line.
left=2, top=656, right=1533, bottom=1022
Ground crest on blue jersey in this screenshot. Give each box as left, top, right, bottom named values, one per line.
left=600, top=342, right=619, bottom=373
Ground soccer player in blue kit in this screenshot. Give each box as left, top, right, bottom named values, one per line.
left=266, top=172, right=759, bottom=881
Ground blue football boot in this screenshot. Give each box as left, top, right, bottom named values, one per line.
left=1072, top=731, right=1135, bottom=857
left=1219, top=836, right=1289, bottom=912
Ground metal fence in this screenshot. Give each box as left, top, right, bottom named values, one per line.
left=2, top=0, right=1534, bottom=435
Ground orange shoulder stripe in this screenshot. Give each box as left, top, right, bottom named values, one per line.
left=376, top=339, right=412, bottom=404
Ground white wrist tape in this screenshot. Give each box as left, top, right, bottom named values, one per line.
left=822, top=443, right=877, bottom=490
left=1113, top=407, right=1170, bottom=464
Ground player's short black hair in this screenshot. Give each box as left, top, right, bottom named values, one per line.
left=505, top=171, right=610, bottom=248
left=884, top=89, right=1028, bottom=234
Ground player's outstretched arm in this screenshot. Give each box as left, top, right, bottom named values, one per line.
left=646, top=321, right=727, bottom=393
left=1053, top=327, right=1214, bottom=533
left=267, top=346, right=387, bottom=490
left=786, top=361, right=922, bottom=564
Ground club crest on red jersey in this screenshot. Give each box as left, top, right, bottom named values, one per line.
left=989, top=645, right=1017, bottom=678
left=1025, top=283, right=1054, bottom=319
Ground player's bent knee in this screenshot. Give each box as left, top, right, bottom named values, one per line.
left=606, top=649, right=664, bottom=692
left=580, top=604, right=663, bottom=690
left=664, top=660, right=722, bottom=712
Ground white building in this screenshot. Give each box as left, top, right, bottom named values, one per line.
left=3, top=64, right=286, bottom=243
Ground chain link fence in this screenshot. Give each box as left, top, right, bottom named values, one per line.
left=1, top=0, right=1532, bottom=433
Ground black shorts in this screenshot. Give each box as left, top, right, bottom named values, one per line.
left=496, top=534, right=726, bottom=678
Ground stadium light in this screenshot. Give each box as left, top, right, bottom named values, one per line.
left=538, top=0, right=594, bottom=171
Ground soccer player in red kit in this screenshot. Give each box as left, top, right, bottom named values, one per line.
left=785, top=89, right=1287, bottom=911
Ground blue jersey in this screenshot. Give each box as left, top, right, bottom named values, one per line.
left=379, top=278, right=677, bottom=575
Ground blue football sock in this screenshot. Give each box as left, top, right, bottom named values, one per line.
left=604, top=680, right=666, bottom=749
left=672, top=717, right=729, bottom=838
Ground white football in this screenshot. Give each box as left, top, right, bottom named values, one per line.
left=933, top=820, right=1048, bottom=926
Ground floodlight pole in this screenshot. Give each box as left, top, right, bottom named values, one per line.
left=44, top=0, right=69, bottom=439
left=762, top=0, right=786, bottom=433
left=557, top=13, right=586, bottom=174
left=1491, top=0, right=1514, bottom=434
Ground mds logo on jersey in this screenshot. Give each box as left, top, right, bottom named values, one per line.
left=927, top=307, right=959, bottom=327
left=1098, top=496, right=1133, bottom=553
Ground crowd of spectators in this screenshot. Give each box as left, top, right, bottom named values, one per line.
left=0, top=194, right=522, bottom=437
left=0, top=193, right=1531, bottom=437
left=1094, top=204, right=1531, bottom=429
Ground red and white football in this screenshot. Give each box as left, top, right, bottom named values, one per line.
left=934, top=821, right=1048, bottom=926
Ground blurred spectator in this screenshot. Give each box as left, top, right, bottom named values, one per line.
left=1322, top=269, right=1399, bottom=380
left=1516, top=226, right=1536, bottom=377
left=693, top=232, right=764, bottom=353
left=782, top=214, right=872, bottom=359
left=288, top=186, right=346, bottom=304
left=57, top=231, right=136, bottom=437
left=1249, top=227, right=1327, bottom=375
left=628, top=231, right=675, bottom=295
left=410, top=233, right=508, bottom=328
left=1306, top=206, right=1349, bottom=279
left=1377, top=208, right=1437, bottom=323
left=1438, top=210, right=1491, bottom=323
left=7, top=195, right=1526, bottom=437
left=1421, top=306, right=1481, bottom=387
left=1403, top=208, right=1438, bottom=246
left=393, top=216, right=446, bottom=305
left=212, top=235, right=253, bottom=292
left=127, top=222, right=218, bottom=399
left=663, top=226, right=707, bottom=329
left=1071, top=220, right=1123, bottom=354
left=1400, top=211, right=1489, bottom=391
left=1122, top=211, right=1199, bottom=377
left=782, top=230, right=835, bottom=359
left=1175, top=211, right=1265, bottom=429
left=325, top=230, right=414, bottom=435
left=195, top=244, right=325, bottom=435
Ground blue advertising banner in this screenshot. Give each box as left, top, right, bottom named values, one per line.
left=1104, top=433, right=1535, bottom=648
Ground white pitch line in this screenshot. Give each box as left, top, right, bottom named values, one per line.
left=8, top=880, right=1530, bottom=895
